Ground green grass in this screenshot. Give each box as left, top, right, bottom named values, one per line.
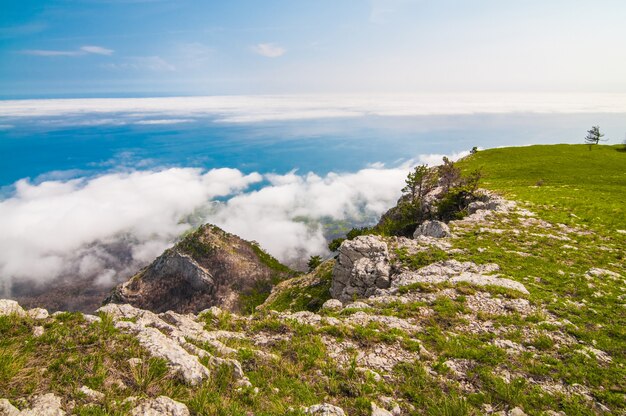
left=457, top=144, right=626, bottom=230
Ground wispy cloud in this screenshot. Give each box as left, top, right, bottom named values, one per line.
left=105, top=55, right=176, bottom=71
left=252, top=43, right=286, bottom=58
left=21, top=45, right=114, bottom=57
left=80, top=45, right=114, bottom=55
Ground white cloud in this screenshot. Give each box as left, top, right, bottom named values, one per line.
left=80, top=45, right=114, bottom=55
left=0, top=168, right=261, bottom=293
left=252, top=43, right=286, bottom=58
left=0, top=161, right=425, bottom=295
left=2, top=94, right=626, bottom=122
left=21, top=45, right=114, bottom=57
left=21, top=49, right=81, bottom=57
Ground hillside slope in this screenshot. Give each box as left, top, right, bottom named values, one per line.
left=0, top=145, right=624, bottom=415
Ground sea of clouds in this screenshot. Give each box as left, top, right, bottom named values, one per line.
left=5, top=91, right=623, bottom=295
left=0, top=151, right=470, bottom=295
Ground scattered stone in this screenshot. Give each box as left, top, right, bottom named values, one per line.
left=321, top=299, right=343, bottom=311
left=82, top=314, right=101, bottom=324
left=27, top=308, right=48, bottom=320
left=32, top=326, right=44, bottom=338
left=413, top=220, right=450, bottom=238
left=78, top=386, right=104, bottom=402
left=371, top=402, right=394, bottom=416
left=331, top=236, right=391, bottom=301
left=586, top=268, right=621, bottom=279
left=304, top=403, right=346, bottom=416
left=343, top=301, right=371, bottom=310
left=19, top=393, right=66, bottom=416
left=130, top=396, right=190, bottom=416
left=0, top=300, right=26, bottom=317
left=509, top=407, right=527, bottom=416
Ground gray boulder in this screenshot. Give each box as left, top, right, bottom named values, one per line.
left=330, top=236, right=391, bottom=302
left=413, top=220, right=450, bottom=238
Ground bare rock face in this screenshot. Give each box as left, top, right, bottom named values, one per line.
left=105, top=224, right=293, bottom=313
left=413, top=220, right=450, bottom=238
left=330, top=236, right=391, bottom=302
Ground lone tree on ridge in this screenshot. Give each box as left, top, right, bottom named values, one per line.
left=585, top=125, right=605, bottom=149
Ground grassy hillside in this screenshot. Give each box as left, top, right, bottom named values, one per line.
left=1, top=144, right=624, bottom=415
left=457, top=144, right=626, bottom=230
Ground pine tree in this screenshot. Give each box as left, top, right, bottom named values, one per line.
left=585, top=125, right=604, bottom=149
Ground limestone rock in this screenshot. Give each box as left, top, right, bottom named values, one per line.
left=116, top=322, right=210, bottom=386
left=343, top=301, right=371, bottom=310
left=78, top=386, right=104, bottom=402
left=27, top=308, right=48, bottom=320
left=0, top=300, right=26, bottom=317
left=130, top=396, right=190, bottom=416
left=331, top=236, right=391, bottom=302
left=391, top=260, right=528, bottom=295
left=32, top=326, right=44, bottom=338
left=304, top=403, right=346, bottom=416
left=19, top=393, right=66, bottom=416
left=371, top=402, right=394, bottom=416
left=321, top=299, right=343, bottom=311
left=413, top=220, right=450, bottom=238
left=508, top=407, right=527, bottom=416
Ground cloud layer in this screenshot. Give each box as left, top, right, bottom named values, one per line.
left=2, top=94, right=626, bottom=124
left=0, top=147, right=474, bottom=296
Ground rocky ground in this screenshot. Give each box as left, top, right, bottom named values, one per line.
left=0, top=190, right=624, bottom=415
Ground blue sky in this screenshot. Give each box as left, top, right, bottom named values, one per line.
left=1, top=0, right=626, bottom=98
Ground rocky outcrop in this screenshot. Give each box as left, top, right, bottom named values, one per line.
left=97, top=303, right=251, bottom=387
left=105, top=224, right=293, bottom=313
left=413, top=220, right=450, bottom=238
left=391, top=260, right=528, bottom=294
left=330, top=236, right=391, bottom=302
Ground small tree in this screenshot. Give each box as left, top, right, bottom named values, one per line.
left=438, top=157, right=461, bottom=192
left=585, top=125, right=604, bottom=149
left=402, top=164, right=436, bottom=221
left=307, top=255, right=322, bottom=272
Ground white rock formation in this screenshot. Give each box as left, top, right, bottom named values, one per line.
left=321, top=299, right=343, bottom=311
left=0, top=300, right=26, bottom=317
left=413, top=220, right=450, bottom=238
left=391, top=260, right=528, bottom=295
left=331, top=236, right=391, bottom=301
